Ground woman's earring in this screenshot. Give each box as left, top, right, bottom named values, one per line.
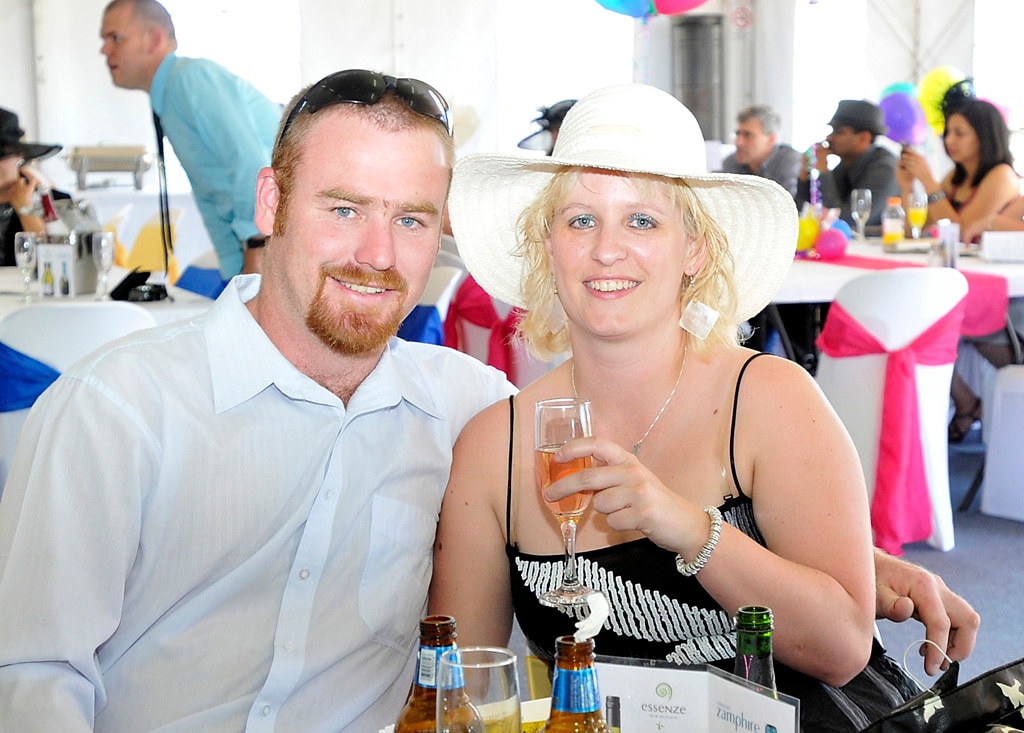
left=552, top=275, right=558, bottom=296
left=678, top=275, right=719, bottom=340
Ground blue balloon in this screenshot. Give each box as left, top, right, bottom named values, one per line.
left=831, top=219, right=852, bottom=241
left=595, top=0, right=651, bottom=17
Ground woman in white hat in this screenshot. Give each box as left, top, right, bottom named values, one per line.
left=430, top=83, right=917, bottom=729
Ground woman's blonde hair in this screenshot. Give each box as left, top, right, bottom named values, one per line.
left=517, top=168, right=740, bottom=359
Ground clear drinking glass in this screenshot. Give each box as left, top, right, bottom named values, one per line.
left=908, top=189, right=928, bottom=239
left=92, top=232, right=115, bottom=300
left=535, top=397, right=593, bottom=607
left=437, top=647, right=520, bottom=733
left=850, top=188, right=872, bottom=242
left=14, top=231, right=37, bottom=303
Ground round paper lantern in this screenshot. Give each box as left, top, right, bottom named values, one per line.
left=814, top=228, right=848, bottom=260
left=830, top=219, right=853, bottom=241
left=919, top=66, right=966, bottom=135
left=797, top=215, right=819, bottom=253
left=595, top=0, right=652, bottom=17
left=653, top=0, right=709, bottom=13
left=879, top=91, right=927, bottom=146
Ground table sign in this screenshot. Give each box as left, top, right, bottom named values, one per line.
left=35, top=235, right=97, bottom=298
left=595, top=657, right=799, bottom=733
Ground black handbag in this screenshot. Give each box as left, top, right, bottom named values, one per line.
left=862, top=657, right=1024, bottom=732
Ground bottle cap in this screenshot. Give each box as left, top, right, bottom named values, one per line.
left=888, top=197, right=902, bottom=205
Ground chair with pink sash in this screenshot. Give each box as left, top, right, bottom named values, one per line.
left=815, top=268, right=968, bottom=554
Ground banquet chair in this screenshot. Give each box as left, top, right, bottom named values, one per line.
left=815, top=268, right=968, bottom=554
left=397, top=265, right=465, bottom=345
left=124, top=209, right=182, bottom=284
left=0, top=301, right=158, bottom=491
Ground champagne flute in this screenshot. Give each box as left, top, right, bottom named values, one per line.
left=535, top=397, right=593, bottom=607
left=437, top=647, right=519, bottom=733
left=14, top=231, right=37, bottom=303
left=908, top=189, right=928, bottom=240
left=92, top=232, right=115, bottom=300
left=850, top=189, right=872, bottom=242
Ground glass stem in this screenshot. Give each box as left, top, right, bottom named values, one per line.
left=560, top=517, right=580, bottom=589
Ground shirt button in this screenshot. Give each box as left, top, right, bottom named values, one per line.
left=299, top=569, right=310, bottom=580
left=261, top=705, right=271, bottom=717
left=325, top=490, right=335, bottom=499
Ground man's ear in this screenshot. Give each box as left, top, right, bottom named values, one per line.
left=254, top=167, right=279, bottom=235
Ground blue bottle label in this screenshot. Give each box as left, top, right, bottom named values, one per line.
left=416, top=644, right=462, bottom=689
left=551, top=667, right=601, bottom=713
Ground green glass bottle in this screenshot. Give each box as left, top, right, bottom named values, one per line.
left=732, top=605, right=777, bottom=698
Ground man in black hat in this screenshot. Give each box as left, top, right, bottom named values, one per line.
left=798, top=98, right=900, bottom=228
left=517, top=99, right=577, bottom=156
left=0, top=107, right=67, bottom=267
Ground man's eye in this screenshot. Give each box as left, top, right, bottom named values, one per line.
left=398, top=216, right=420, bottom=228
left=569, top=214, right=595, bottom=229
left=628, top=213, right=656, bottom=229
left=334, top=207, right=356, bottom=218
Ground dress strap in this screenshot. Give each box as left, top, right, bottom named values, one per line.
left=729, top=352, right=771, bottom=494
left=506, top=395, right=515, bottom=546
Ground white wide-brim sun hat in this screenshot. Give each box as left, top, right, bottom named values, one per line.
left=448, top=83, right=798, bottom=322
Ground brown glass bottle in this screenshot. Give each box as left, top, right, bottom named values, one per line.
left=542, top=635, right=610, bottom=733
left=394, top=615, right=482, bottom=733
left=732, top=605, right=778, bottom=698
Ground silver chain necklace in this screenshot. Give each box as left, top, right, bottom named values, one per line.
left=570, top=342, right=688, bottom=456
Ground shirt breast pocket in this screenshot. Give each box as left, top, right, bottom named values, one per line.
left=359, top=494, right=436, bottom=651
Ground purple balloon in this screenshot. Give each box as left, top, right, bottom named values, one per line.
left=595, top=0, right=651, bottom=17
left=880, top=91, right=928, bottom=145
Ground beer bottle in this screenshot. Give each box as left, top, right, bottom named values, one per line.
left=732, top=605, right=777, bottom=698
left=394, top=615, right=481, bottom=733
left=542, top=635, right=610, bottom=732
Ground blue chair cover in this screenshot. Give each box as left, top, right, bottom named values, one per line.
left=176, top=266, right=226, bottom=300
left=398, top=305, right=444, bottom=346
left=0, top=341, right=60, bottom=412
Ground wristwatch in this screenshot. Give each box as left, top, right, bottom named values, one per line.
left=243, top=235, right=267, bottom=250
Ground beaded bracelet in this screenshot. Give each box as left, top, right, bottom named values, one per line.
left=675, top=506, right=722, bottom=577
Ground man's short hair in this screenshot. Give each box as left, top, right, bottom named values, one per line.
left=736, top=105, right=781, bottom=137
left=106, top=0, right=176, bottom=43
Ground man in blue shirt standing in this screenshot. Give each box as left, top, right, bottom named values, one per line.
left=100, top=0, right=281, bottom=289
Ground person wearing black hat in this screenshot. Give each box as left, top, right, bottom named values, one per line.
left=517, top=99, right=577, bottom=156
left=797, top=99, right=900, bottom=229
left=0, top=107, right=68, bottom=267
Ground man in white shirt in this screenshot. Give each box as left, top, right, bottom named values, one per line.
left=0, top=70, right=513, bottom=732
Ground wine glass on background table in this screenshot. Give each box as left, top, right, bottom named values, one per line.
left=14, top=231, right=37, bottom=303
left=535, top=397, right=593, bottom=607
left=908, top=188, right=928, bottom=239
left=437, top=647, right=519, bottom=733
left=93, top=232, right=115, bottom=300
left=850, top=189, right=872, bottom=242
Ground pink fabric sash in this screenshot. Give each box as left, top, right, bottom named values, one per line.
left=815, top=255, right=1007, bottom=337
left=443, top=275, right=521, bottom=382
left=816, top=298, right=966, bottom=555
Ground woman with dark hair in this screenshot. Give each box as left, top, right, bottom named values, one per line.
left=898, top=98, right=1019, bottom=238
left=899, top=98, right=1023, bottom=442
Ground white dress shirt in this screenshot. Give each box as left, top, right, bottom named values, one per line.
left=0, top=275, right=514, bottom=732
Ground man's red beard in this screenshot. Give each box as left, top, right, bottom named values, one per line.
left=306, top=263, right=408, bottom=356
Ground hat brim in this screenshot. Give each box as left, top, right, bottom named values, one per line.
left=0, top=142, right=62, bottom=162
left=450, top=153, right=797, bottom=322
left=517, top=129, right=553, bottom=152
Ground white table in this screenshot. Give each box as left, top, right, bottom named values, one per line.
left=0, top=265, right=212, bottom=326
left=775, top=240, right=1024, bottom=304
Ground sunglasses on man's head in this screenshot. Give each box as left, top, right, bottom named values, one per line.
left=274, top=69, right=453, bottom=151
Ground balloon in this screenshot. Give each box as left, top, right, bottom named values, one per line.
left=881, top=81, right=918, bottom=100
left=919, top=66, right=966, bottom=135
left=594, top=0, right=652, bottom=17
left=797, top=215, right=819, bottom=252
left=814, top=228, right=848, bottom=260
left=879, top=91, right=928, bottom=145
left=830, top=219, right=853, bottom=241
left=653, top=0, right=709, bottom=13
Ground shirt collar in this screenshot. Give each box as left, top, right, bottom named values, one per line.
left=149, top=52, right=177, bottom=118
left=205, top=275, right=444, bottom=421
